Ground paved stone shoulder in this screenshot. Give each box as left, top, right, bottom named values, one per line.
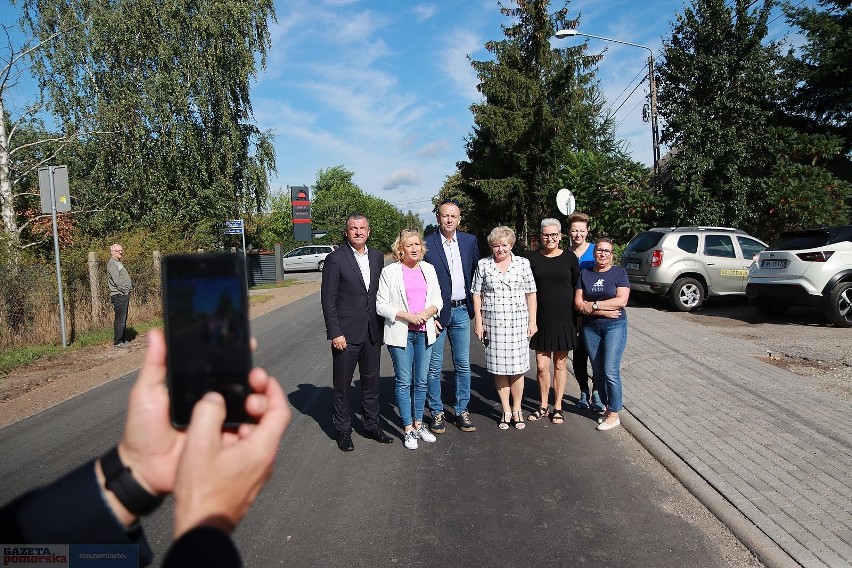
left=622, top=306, right=852, bottom=568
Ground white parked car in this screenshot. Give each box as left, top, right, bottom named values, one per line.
left=282, top=245, right=337, bottom=272
left=746, top=225, right=852, bottom=327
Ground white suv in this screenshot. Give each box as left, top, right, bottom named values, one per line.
left=746, top=226, right=852, bottom=327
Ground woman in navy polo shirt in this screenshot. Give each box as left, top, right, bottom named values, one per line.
left=574, top=237, right=630, bottom=431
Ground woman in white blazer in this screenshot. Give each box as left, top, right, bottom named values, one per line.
left=376, top=229, right=444, bottom=450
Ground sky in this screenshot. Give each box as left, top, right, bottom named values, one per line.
left=2, top=0, right=814, bottom=223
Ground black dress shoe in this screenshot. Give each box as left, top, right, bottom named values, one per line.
left=336, top=430, right=354, bottom=452
left=364, top=428, right=394, bottom=444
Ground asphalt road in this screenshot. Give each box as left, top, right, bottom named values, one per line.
left=0, top=290, right=761, bottom=567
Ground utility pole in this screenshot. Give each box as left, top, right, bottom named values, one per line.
left=647, top=54, right=661, bottom=190
left=556, top=29, right=662, bottom=190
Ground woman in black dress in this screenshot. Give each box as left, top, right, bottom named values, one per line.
left=525, top=218, right=580, bottom=424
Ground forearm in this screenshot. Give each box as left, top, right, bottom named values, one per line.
left=0, top=460, right=152, bottom=562
left=472, top=295, right=483, bottom=325
left=526, top=293, right=537, bottom=326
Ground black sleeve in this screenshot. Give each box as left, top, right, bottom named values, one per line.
left=162, top=526, right=241, bottom=568
left=0, top=459, right=153, bottom=566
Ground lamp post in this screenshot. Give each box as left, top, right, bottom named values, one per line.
left=556, top=29, right=660, bottom=188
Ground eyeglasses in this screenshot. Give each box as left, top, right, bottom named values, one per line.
left=595, top=249, right=613, bottom=255
left=541, top=233, right=560, bottom=240
left=440, top=198, right=460, bottom=207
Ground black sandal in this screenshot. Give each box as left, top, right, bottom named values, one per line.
left=550, top=409, right=564, bottom=424
left=513, top=411, right=526, bottom=430
left=528, top=406, right=548, bottom=421
left=498, top=412, right=511, bottom=430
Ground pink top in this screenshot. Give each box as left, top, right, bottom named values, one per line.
left=402, top=264, right=427, bottom=331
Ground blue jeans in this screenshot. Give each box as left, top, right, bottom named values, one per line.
left=426, top=305, right=471, bottom=414
left=388, top=331, right=432, bottom=427
left=581, top=317, right=627, bottom=412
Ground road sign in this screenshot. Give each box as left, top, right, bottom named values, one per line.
left=222, top=219, right=244, bottom=234
left=38, top=166, right=71, bottom=214
left=289, top=185, right=312, bottom=241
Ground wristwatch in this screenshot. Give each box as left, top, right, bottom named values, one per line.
left=592, top=302, right=599, bottom=310
left=100, top=446, right=164, bottom=516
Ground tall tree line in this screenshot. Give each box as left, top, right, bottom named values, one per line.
left=9, top=0, right=276, bottom=248
left=656, top=0, right=851, bottom=239
left=454, top=0, right=654, bottom=247
left=456, top=0, right=849, bottom=247
left=457, top=0, right=619, bottom=246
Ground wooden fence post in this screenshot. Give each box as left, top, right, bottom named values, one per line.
left=88, top=252, right=100, bottom=325
left=153, top=250, right=161, bottom=298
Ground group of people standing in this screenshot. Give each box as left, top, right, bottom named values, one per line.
left=320, top=200, right=630, bottom=452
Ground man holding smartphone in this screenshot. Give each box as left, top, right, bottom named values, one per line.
left=0, top=328, right=292, bottom=567
left=321, top=214, right=394, bottom=451
left=107, top=243, right=132, bottom=347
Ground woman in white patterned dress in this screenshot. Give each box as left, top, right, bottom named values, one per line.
left=471, top=226, right=537, bottom=430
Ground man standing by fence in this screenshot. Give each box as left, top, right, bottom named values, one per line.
left=107, top=243, right=132, bottom=347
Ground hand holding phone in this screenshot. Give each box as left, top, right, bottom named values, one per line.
left=161, top=253, right=252, bottom=428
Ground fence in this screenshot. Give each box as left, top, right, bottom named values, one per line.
left=0, top=247, right=286, bottom=350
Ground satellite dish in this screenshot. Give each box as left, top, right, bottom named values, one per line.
left=556, top=188, right=575, bottom=216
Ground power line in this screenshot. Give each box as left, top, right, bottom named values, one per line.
left=610, top=75, right=647, bottom=118
left=768, top=0, right=807, bottom=26
left=608, top=66, right=647, bottom=111
left=614, top=99, right=646, bottom=130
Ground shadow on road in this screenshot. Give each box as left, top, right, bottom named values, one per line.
left=630, top=294, right=833, bottom=327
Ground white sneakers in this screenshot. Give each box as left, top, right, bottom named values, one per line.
left=404, top=431, right=418, bottom=450
left=417, top=424, right=437, bottom=443
left=404, top=424, right=438, bottom=450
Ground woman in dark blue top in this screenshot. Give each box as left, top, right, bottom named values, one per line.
left=574, top=238, right=630, bottom=431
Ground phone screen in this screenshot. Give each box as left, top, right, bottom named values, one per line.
left=162, top=253, right=252, bottom=427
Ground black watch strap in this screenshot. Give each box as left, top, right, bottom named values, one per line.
left=100, top=445, right=164, bottom=516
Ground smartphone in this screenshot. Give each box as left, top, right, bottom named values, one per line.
left=161, top=252, right=252, bottom=428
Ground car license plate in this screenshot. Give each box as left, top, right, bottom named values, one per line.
left=625, top=260, right=640, bottom=271
left=760, top=259, right=787, bottom=269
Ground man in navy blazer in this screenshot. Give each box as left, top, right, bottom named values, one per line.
left=321, top=213, right=394, bottom=451
left=424, top=199, right=480, bottom=433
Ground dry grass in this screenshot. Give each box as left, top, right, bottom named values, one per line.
left=0, top=255, right=161, bottom=350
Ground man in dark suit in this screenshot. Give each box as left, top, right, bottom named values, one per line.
left=424, top=199, right=480, bottom=433
left=321, top=213, right=394, bottom=451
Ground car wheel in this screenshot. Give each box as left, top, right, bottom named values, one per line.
left=317, top=260, right=325, bottom=272
left=751, top=299, right=790, bottom=317
left=826, top=282, right=852, bottom=328
left=669, top=278, right=704, bottom=311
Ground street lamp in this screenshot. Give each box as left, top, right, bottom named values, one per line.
left=556, top=28, right=661, bottom=187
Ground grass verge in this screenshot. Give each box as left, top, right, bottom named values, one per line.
left=1, top=278, right=299, bottom=378
left=0, top=319, right=162, bottom=378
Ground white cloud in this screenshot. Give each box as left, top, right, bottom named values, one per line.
left=438, top=28, right=482, bottom=101
left=417, top=139, right=451, bottom=158
left=412, top=4, right=436, bottom=22
left=381, top=169, right=423, bottom=192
